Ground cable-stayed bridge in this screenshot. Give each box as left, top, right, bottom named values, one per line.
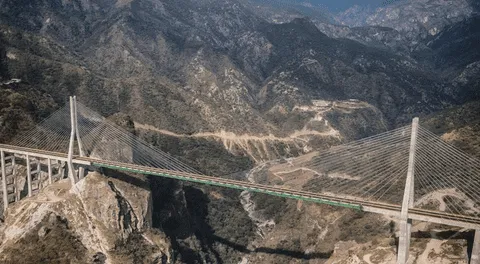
left=1, top=96, right=480, bottom=264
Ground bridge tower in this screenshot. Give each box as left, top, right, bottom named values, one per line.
left=397, top=117, right=418, bottom=264
left=67, top=96, right=86, bottom=184
left=396, top=119, right=480, bottom=264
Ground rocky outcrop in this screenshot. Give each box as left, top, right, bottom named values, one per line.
left=0, top=172, right=171, bottom=264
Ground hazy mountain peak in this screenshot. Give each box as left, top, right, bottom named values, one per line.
left=334, top=4, right=374, bottom=27
left=332, top=0, right=475, bottom=45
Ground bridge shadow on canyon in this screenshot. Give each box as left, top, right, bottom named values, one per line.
left=151, top=181, right=333, bottom=263
left=100, top=160, right=333, bottom=262
left=412, top=230, right=476, bottom=259
left=211, top=234, right=333, bottom=259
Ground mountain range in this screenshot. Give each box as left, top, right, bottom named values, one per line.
left=1, top=0, right=478, bottom=140
left=0, top=0, right=479, bottom=263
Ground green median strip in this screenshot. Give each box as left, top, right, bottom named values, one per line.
left=95, top=162, right=362, bottom=211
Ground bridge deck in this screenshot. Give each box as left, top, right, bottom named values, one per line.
left=1, top=144, right=480, bottom=229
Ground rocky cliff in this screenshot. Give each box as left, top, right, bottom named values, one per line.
left=0, top=172, right=171, bottom=264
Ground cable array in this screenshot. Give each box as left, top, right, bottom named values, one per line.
left=414, top=125, right=480, bottom=217
left=10, top=106, right=72, bottom=152
left=75, top=102, right=201, bottom=174
left=6, top=99, right=480, bottom=219
left=298, top=125, right=412, bottom=204
left=9, top=102, right=201, bottom=174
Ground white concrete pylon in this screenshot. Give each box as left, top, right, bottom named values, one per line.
left=73, top=96, right=86, bottom=180
left=397, top=117, right=419, bottom=264
left=67, top=96, right=77, bottom=184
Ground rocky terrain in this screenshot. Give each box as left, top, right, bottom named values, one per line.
left=422, top=100, right=480, bottom=159
left=0, top=0, right=479, bottom=263
left=0, top=169, right=171, bottom=264
left=0, top=0, right=465, bottom=136
left=237, top=98, right=480, bottom=263
left=248, top=0, right=332, bottom=24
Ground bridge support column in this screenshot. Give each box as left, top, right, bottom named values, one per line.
left=397, top=118, right=419, bottom=264
left=1, top=150, right=8, bottom=213
left=47, top=158, right=52, bottom=185
left=26, top=155, right=32, bottom=197
left=59, top=161, right=66, bottom=181
left=12, top=155, right=17, bottom=201
left=471, top=230, right=480, bottom=264
left=36, top=157, right=41, bottom=189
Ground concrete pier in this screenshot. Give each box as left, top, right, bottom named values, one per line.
left=472, top=230, right=480, bottom=264
left=1, top=150, right=7, bottom=212
left=26, top=155, right=32, bottom=197
left=36, top=158, right=41, bottom=189
left=11, top=155, right=17, bottom=202
left=48, top=158, right=52, bottom=184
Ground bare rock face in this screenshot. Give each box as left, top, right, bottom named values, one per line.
left=0, top=172, right=171, bottom=264
left=73, top=172, right=153, bottom=250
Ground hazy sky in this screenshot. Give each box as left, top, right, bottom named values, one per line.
left=301, top=0, right=390, bottom=12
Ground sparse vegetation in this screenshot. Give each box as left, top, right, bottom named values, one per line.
left=0, top=214, right=88, bottom=264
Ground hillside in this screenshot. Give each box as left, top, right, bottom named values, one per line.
left=0, top=0, right=479, bottom=263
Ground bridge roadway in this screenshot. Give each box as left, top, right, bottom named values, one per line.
left=1, top=144, right=479, bottom=230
